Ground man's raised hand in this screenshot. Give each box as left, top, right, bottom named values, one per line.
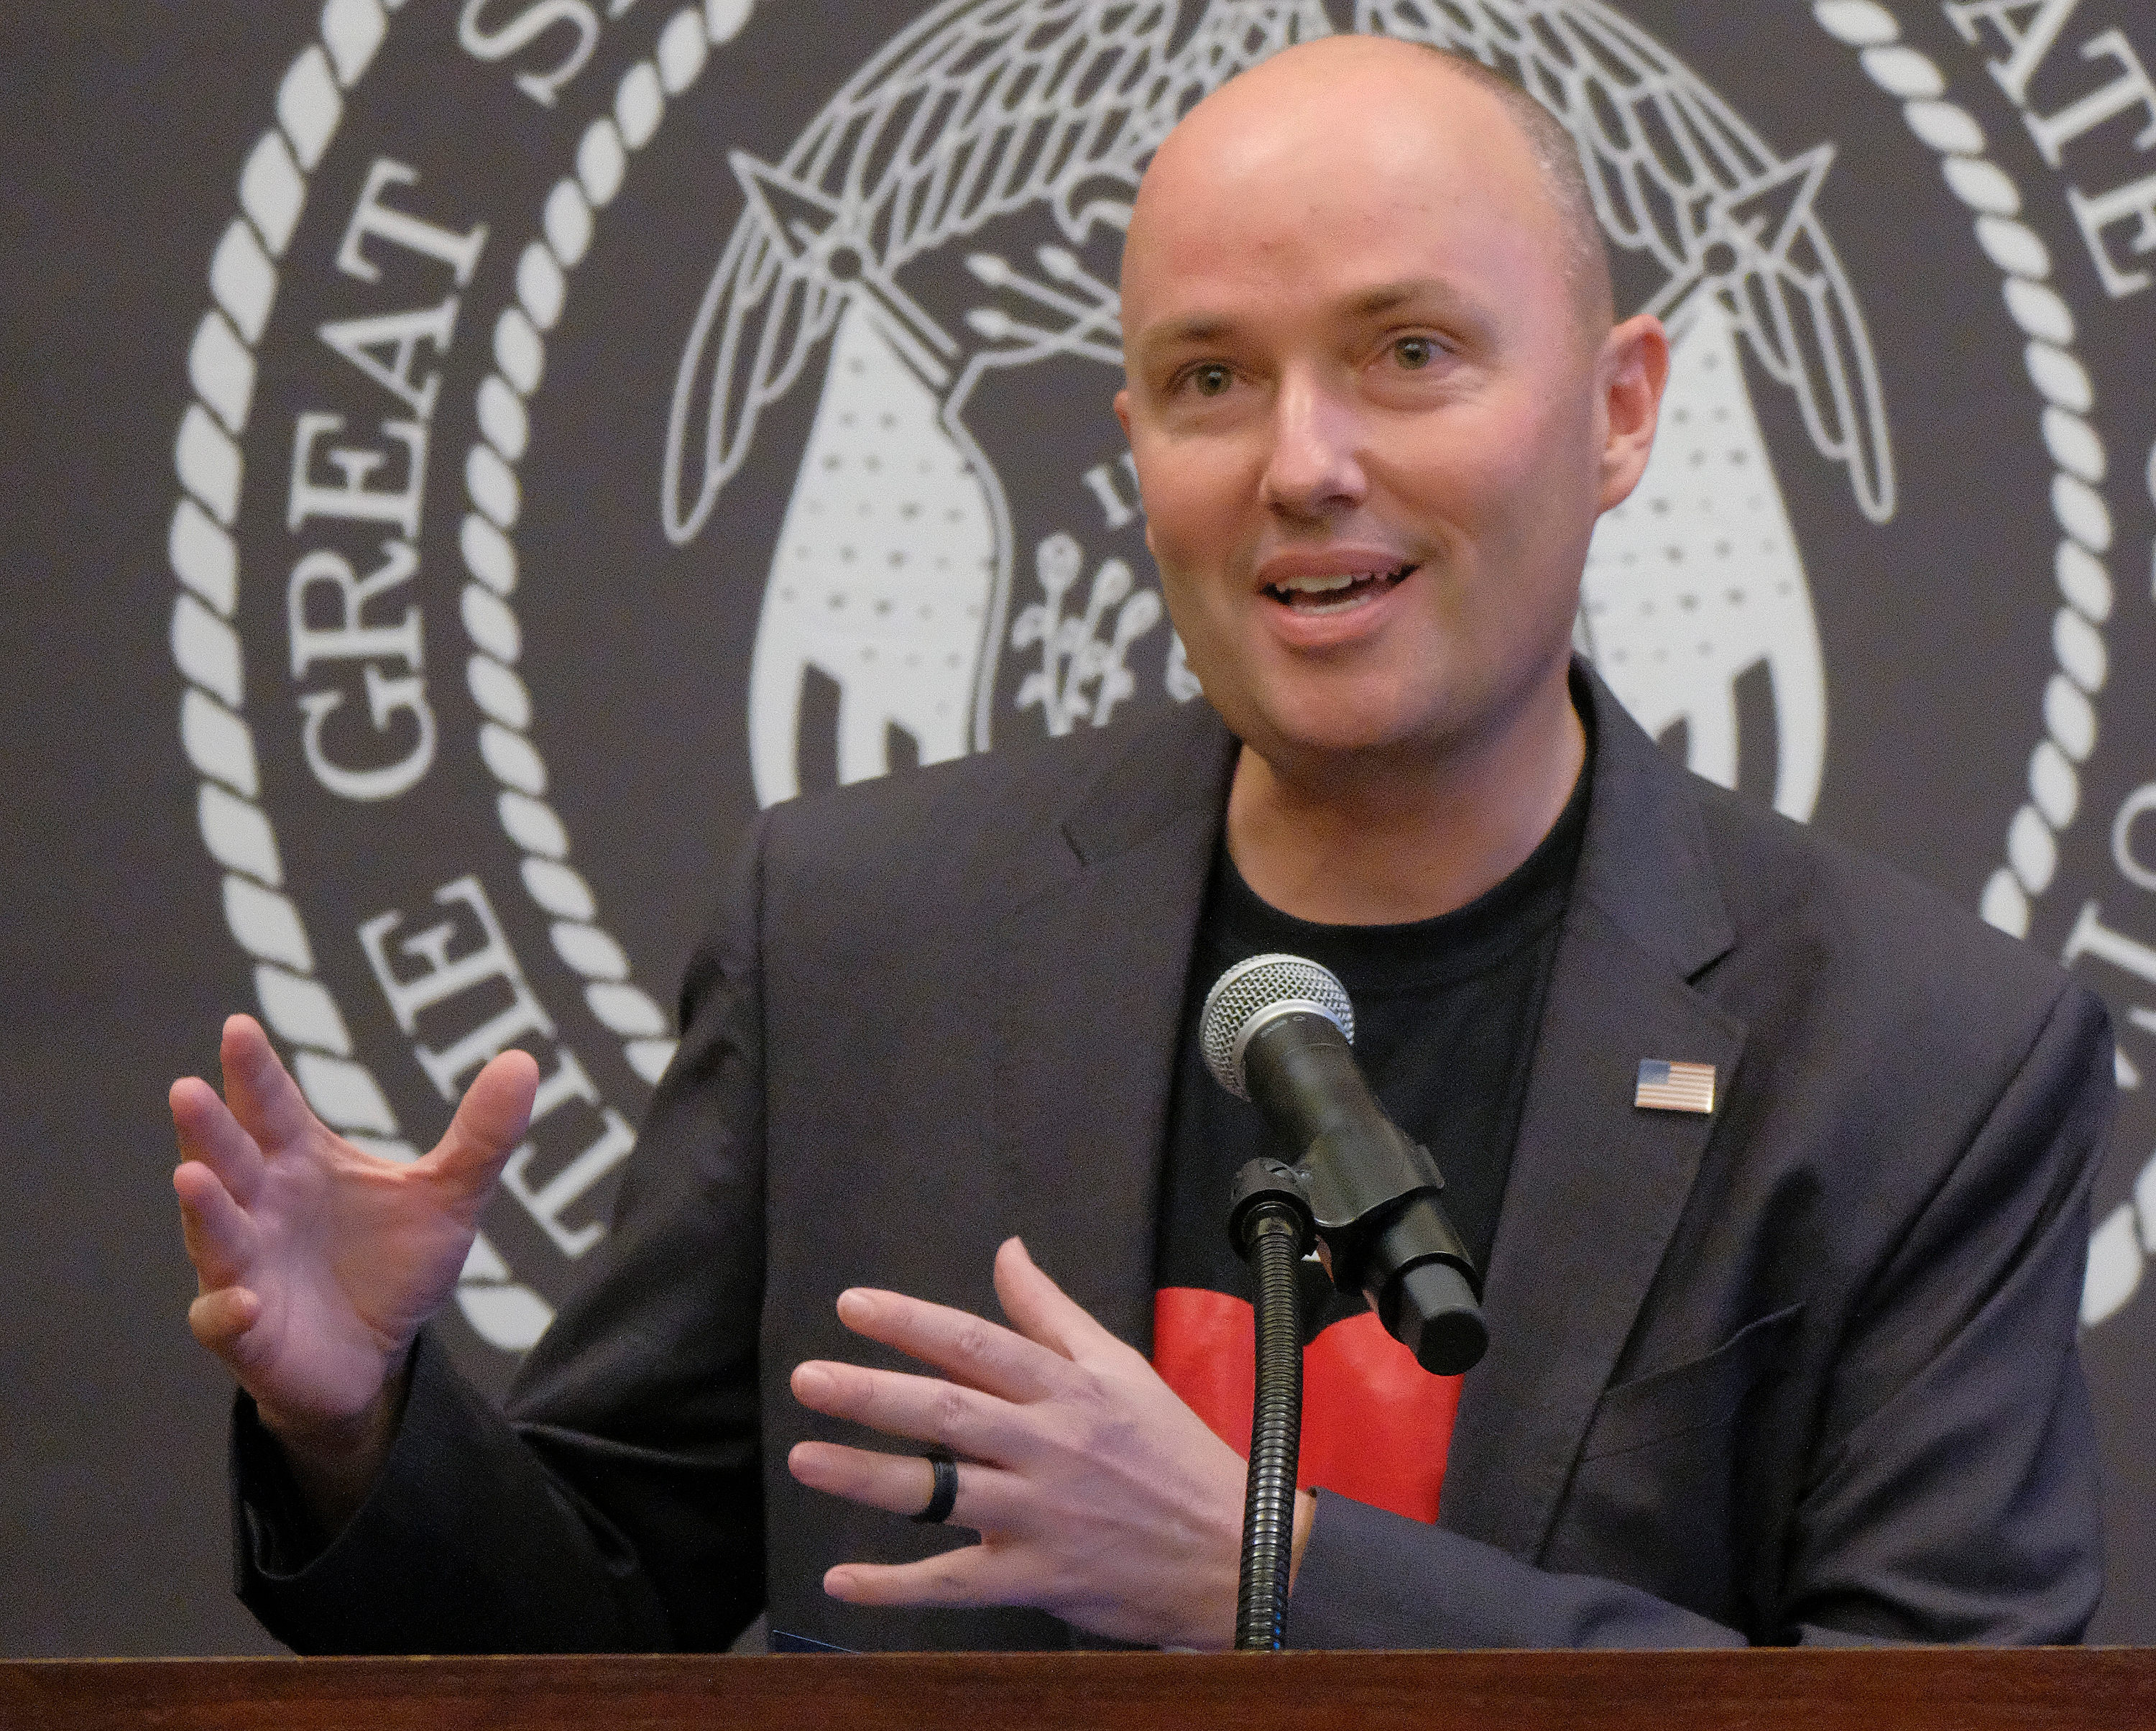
left=170, top=1014, right=538, bottom=1487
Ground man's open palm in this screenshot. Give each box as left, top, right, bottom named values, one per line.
left=170, top=1014, right=538, bottom=1438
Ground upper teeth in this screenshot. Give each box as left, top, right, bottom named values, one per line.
left=1279, top=571, right=1379, bottom=594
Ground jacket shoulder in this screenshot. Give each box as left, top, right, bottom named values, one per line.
left=755, top=699, right=1230, bottom=911
left=1687, top=772, right=2107, bottom=1067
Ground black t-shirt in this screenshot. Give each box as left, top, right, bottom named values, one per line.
left=1149, top=743, right=1593, bottom=1518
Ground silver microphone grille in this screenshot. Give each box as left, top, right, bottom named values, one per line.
left=1198, top=952, right=1354, bottom=1101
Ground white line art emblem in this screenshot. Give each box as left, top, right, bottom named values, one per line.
left=662, top=0, right=1896, bottom=819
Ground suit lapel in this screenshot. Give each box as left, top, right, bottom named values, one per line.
left=1439, top=673, right=1747, bottom=1559
left=991, top=705, right=1237, bottom=1350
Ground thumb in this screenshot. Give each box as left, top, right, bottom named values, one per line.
left=425, top=1047, right=540, bottom=1203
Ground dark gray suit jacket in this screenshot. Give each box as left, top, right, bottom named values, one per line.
left=236, top=671, right=2110, bottom=1651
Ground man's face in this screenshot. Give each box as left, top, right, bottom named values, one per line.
left=1115, top=52, right=1644, bottom=779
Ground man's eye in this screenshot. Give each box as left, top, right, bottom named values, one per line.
left=1393, top=336, right=1437, bottom=369
left=1188, top=363, right=1232, bottom=397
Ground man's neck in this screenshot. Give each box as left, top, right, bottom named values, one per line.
left=1222, top=671, right=1588, bottom=927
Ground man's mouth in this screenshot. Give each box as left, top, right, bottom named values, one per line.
left=1263, top=564, right=1416, bottom=615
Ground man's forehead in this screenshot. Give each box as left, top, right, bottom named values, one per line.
left=1122, top=129, right=1549, bottom=357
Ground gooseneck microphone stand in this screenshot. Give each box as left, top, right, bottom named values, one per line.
left=1202, top=954, right=1491, bottom=1652
left=1226, top=1158, right=1316, bottom=1651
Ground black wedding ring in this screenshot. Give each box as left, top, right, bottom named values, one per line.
left=912, top=1451, right=959, bottom=1525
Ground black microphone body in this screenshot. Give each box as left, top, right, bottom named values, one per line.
left=1240, top=1010, right=1488, bottom=1376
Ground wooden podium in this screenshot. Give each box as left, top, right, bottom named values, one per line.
left=4, top=1649, right=2152, bottom=1730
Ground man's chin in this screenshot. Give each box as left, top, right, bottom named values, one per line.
left=1232, top=672, right=1572, bottom=785
left=1231, top=699, right=1462, bottom=780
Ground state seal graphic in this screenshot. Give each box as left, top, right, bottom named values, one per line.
left=164, top=0, right=2156, bottom=1617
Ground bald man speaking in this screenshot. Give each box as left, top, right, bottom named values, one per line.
left=174, top=40, right=2109, bottom=1651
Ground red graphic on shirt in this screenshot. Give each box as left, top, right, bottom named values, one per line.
left=1153, top=1287, right=1462, bottom=1523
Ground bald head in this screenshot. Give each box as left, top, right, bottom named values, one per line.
left=1128, top=36, right=1613, bottom=337
left=1109, top=33, right=1670, bottom=840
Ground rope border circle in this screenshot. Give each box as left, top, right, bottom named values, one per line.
left=167, top=0, right=757, bottom=1350
left=1812, top=1, right=2117, bottom=940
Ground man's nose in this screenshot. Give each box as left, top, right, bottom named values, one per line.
left=1258, top=374, right=1368, bottom=520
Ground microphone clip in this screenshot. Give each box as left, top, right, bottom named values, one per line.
left=1240, top=1011, right=1488, bottom=1376
left=1227, top=1157, right=1315, bottom=1262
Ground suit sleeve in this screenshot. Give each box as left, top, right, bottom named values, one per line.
left=1288, top=981, right=2112, bottom=1649
left=232, top=817, right=775, bottom=1654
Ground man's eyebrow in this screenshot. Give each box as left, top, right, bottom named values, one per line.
left=1135, top=313, right=1235, bottom=350
left=1342, top=278, right=1467, bottom=316
left=1133, top=279, right=1475, bottom=354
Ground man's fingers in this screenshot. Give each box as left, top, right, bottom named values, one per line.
left=173, top=1159, right=259, bottom=1289
left=170, top=1074, right=267, bottom=1204
left=992, top=1236, right=1123, bottom=1363
left=788, top=1441, right=1017, bottom=1530
left=822, top=1548, right=1021, bottom=1612
left=791, top=1359, right=1027, bottom=1462
left=216, top=1014, right=321, bottom=1158
left=789, top=1439, right=939, bottom=1517
left=187, top=1283, right=262, bottom=1353
left=425, top=1047, right=540, bottom=1199
left=832, top=1285, right=1069, bottom=1402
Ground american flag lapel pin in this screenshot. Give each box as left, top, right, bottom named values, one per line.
left=1635, top=1058, right=1716, bottom=1115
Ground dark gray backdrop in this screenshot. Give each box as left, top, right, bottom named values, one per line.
left=5, top=0, right=2155, bottom=1654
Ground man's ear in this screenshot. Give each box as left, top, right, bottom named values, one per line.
left=1112, top=389, right=1157, bottom=559
left=1595, top=313, right=1670, bottom=513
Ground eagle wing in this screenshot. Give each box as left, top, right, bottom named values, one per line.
left=1362, top=0, right=1896, bottom=523
left=665, top=0, right=1338, bottom=543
